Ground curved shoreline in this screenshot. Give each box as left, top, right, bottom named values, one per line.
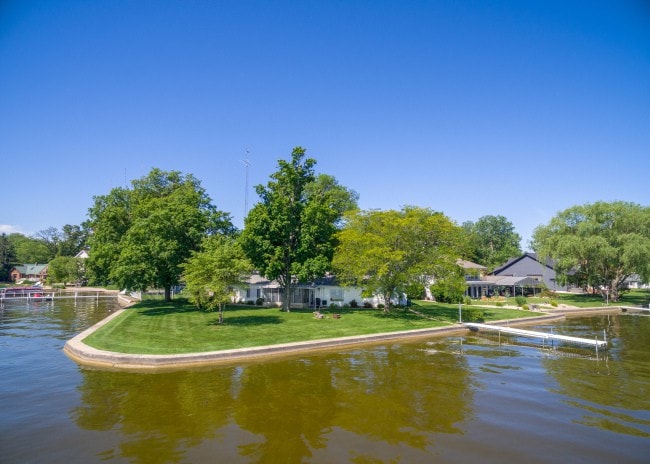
left=63, top=307, right=624, bottom=371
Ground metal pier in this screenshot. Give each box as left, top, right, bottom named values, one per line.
left=0, top=293, right=117, bottom=302
left=464, top=322, right=608, bottom=349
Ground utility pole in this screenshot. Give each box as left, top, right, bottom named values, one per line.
left=242, top=154, right=251, bottom=218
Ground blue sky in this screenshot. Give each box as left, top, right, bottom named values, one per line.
left=1, top=0, right=648, bottom=249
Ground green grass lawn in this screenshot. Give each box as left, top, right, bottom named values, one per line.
left=524, top=288, right=650, bottom=308
left=83, top=299, right=537, bottom=354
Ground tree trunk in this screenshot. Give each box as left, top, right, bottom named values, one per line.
left=383, top=291, right=392, bottom=312
left=218, top=303, right=224, bottom=324
left=164, top=285, right=172, bottom=302
left=283, top=276, right=291, bottom=312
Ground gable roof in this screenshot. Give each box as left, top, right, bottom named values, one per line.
left=12, top=264, right=48, bottom=275
left=490, top=253, right=555, bottom=275
left=457, top=259, right=487, bottom=271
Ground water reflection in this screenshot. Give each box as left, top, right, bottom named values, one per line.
left=4, top=297, right=650, bottom=463
left=541, top=315, right=650, bottom=438
left=72, top=342, right=473, bottom=462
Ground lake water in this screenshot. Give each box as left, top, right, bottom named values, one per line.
left=1, top=298, right=648, bottom=463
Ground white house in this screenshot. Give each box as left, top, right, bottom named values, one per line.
left=233, top=272, right=400, bottom=308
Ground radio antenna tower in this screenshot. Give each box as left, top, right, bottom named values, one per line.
left=242, top=152, right=251, bottom=218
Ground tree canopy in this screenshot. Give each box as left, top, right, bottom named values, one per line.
left=34, top=224, right=89, bottom=258
left=0, top=233, right=17, bottom=281
left=87, top=168, right=233, bottom=301
left=532, top=201, right=650, bottom=301
left=462, top=215, right=521, bottom=271
left=333, top=206, right=466, bottom=311
left=48, top=255, right=83, bottom=285
left=239, top=147, right=358, bottom=311
left=182, top=235, right=253, bottom=323
left=8, top=233, right=51, bottom=264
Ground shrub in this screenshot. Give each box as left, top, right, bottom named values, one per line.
left=246, top=300, right=254, bottom=305
left=463, top=307, right=485, bottom=322
left=550, top=300, right=558, bottom=307
left=522, top=304, right=529, bottom=311
left=495, top=301, right=504, bottom=307
left=342, top=303, right=350, bottom=309
left=515, top=296, right=526, bottom=307
left=430, top=274, right=466, bottom=304
left=377, top=303, right=385, bottom=309
left=363, top=301, right=373, bottom=308
left=463, top=296, right=473, bottom=306
left=330, top=303, right=339, bottom=310
left=255, top=298, right=264, bottom=306
left=541, top=289, right=557, bottom=299
left=349, top=299, right=359, bottom=308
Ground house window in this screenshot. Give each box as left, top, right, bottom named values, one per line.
left=263, top=288, right=283, bottom=303
left=330, top=288, right=343, bottom=301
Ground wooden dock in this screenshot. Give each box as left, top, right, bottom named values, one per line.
left=464, top=322, right=608, bottom=349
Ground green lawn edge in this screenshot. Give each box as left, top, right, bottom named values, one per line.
left=83, top=299, right=545, bottom=355
left=83, top=290, right=650, bottom=355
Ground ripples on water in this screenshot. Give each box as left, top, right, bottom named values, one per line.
left=0, top=299, right=648, bottom=463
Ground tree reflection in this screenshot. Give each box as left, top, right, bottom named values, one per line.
left=234, top=341, right=473, bottom=462
left=543, top=315, right=650, bottom=437
left=235, top=357, right=337, bottom=462
left=72, top=339, right=475, bottom=462
left=331, top=343, right=472, bottom=448
left=72, top=367, right=237, bottom=462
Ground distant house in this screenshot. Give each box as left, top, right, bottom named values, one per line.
left=234, top=272, right=399, bottom=309
left=490, top=252, right=567, bottom=291
left=624, top=274, right=650, bottom=290
left=459, top=254, right=562, bottom=298
left=10, top=264, right=48, bottom=283
left=426, top=259, right=489, bottom=300
left=75, top=249, right=90, bottom=259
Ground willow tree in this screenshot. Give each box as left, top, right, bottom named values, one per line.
left=240, top=147, right=358, bottom=311
left=532, top=201, right=650, bottom=302
left=87, top=168, right=233, bottom=301
left=333, top=206, right=466, bottom=311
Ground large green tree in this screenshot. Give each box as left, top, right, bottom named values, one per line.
left=48, top=255, right=83, bottom=285
left=87, top=168, right=233, bottom=301
left=59, top=224, right=89, bottom=256
left=333, top=206, right=466, bottom=311
left=0, top=233, right=17, bottom=281
left=182, top=235, right=253, bottom=324
left=35, top=224, right=89, bottom=258
left=9, top=233, right=51, bottom=263
left=240, top=147, right=358, bottom=311
left=532, top=201, right=650, bottom=302
left=462, top=215, right=522, bottom=270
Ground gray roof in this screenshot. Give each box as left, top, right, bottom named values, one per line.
left=491, top=253, right=556, bottom=275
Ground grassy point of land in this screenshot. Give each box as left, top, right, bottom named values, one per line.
left=82, top=289, right=649, bottom=355
left=83, top=299, right=534, bottom=355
